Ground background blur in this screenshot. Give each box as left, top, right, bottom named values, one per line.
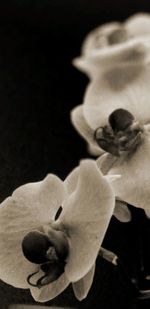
left=0, top=1, right=150, bottom=308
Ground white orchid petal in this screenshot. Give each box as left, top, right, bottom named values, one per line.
left=71, top=105, right=102, bottom=155
left=64, top=167, right=79, bottom=197
left=71, top=105, right=94, bottom=143
left=13, top=174, right=65, bottom=222
left=97, top=157, right=131, bottom=222
left=102, top=137, right=150, bottom=210
left=81, top=22, right=121, bottom=56
left=97, top=153, right=117, bottom=175
left=30, top=273, right=69, bottom=302
left=0, top=198, right=39, bottom=288
left=145, top=209, right=150, bottom=218
left=87, top=143, right=103, bottom=156
left=72, top=264, right=95, bottom=301
left=61, top=159, right=115, bottom=282
left=85, top=37, right=149, bottom=67
left=0, top=174, right=65, bottom=288
left=74, top=37, right=150, bottom=81
left=83, top=62, right=150, bottom=132
left=126, top=13, right=150, bottom=37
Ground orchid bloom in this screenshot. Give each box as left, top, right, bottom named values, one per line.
left=71, top=13, right=150, bottom=156
left=91, top=102, right=150, bottom=219
left=0, top=159, right=115, bottom=302
left=97, top=124, right=150, bottom=218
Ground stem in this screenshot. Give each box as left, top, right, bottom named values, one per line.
left=99, top=247, right=139, bottom=296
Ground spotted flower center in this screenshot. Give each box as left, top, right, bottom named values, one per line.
left=22, top=227, right=69, bottom=288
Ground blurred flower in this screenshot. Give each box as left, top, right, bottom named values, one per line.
left=74, top=13, right=150, bottom=75
left=71, top=13, right=150, bottom=155
left=81, top=13, right=150, bottom=57
left=0, top=160, right=115, bottom=302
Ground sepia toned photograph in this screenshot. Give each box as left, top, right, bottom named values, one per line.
left=0, top=1, right=150, bottom=309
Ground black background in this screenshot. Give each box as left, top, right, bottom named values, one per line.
left=0, top=1, right=150, bottom=308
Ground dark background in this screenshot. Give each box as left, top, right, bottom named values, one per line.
left=0, top=1, right=150, bottom=308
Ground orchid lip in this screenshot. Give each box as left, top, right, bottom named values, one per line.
left=22, top=225, right=69, bottom=265
left=27, top=269, right=41, bottom=288
left=94, top=109, right=144, bottom=156
left=27, top=261, right=66, bottom=288
left=22, top=230, right=54, bottom=264
left=22, top=226, right=69, bottom=288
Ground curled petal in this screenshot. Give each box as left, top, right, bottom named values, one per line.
left=81, top=22, right=121, bottom=55
left=87, top=143, right=104, bottom=156
left=73, top=13, right=150, bottom=83
left=81, top=13, right=150, bottom=57
left=77, top=37, right=150, bottom=73
left=82, top=13, right=150, bottom=55
left=30, top=273, right=69, bottom=302
left=97, top=153, right=117, bottom=175
left=61, top=159, right=115, bottom=282
left=101, top=136, right=150, bottom=210
left=71, top=105, right=102, bottom=155
left=72, top=264, right=95, bottom=301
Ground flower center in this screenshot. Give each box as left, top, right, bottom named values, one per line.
left=22, top=227, right=69, bottom=288
left=94, top=108, right=144, bottom=156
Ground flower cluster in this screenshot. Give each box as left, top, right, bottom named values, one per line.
left=71, top=13, right=150, bottom=216
left=0, top=13, right=150, bottom=305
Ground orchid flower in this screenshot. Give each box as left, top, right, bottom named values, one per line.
left=97, top=110, right=150, bottom=216
left=0, top=159, right=115, bottom=302
left=71, top=13, right=150, bottom=156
